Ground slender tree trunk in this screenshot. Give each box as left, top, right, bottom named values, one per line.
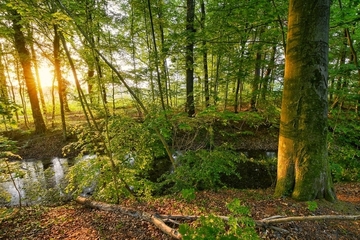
left=234, top=39, right=247, bottom=113
left=60, top=32, right=96, bottom=130
left=186, top=0, right=195, bottom=117
left=331, top=33, right=347, bottom=110
left=16, top=61, right=29, bottom=128
left=214, top=54, right=221, bottom=106
left=10, top=9, right=46, bottom=134
left=156, top=0, right=170, bottom=107
left=28, top=28, right=47, bottom=120
left=261, top=46, right=276, bottom=101
left=250, top=52, right=261, bottom=111
left=0, top=44, right=8, bottom=101
left=274, top=0, right=336, bottom=201
left=200, top=0, right=209, bottom=108
left=51, top=76, right=56, bottom=128
left=147, top=0, right=166, bottom=111
left=53, top=25, right=67, bottom=140
left=338, top=0, right=360, bottom=112
left=344, top=28, right=360, bottom=112
left=130, top=2, right=143, bottom=118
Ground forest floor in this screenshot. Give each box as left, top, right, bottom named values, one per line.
left=1, top=114, right=360, bottom=239
left=0, top=183, right=359, bottom=239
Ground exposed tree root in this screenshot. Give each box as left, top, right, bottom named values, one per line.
left=75, top=196, right=360, bottom=239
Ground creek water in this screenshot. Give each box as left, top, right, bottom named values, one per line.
left=0, top=157, right=71, bottom=206
left=0, top=150, right=277, bottom=206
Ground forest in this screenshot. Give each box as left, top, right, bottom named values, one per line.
left=0, top=0, right=360, bottom=239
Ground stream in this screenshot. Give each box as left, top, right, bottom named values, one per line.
left=0, top=150, right=277, bottom=206
left=0, top=157, right=72, bottom=206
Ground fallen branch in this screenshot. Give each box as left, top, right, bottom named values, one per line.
left=158, top=213, right=360, bottom=225
left=258, top=214, right=360, bottom=225
left=75, top=196, right=182, bottom=239
left=76, top=196, right=360, bottom=239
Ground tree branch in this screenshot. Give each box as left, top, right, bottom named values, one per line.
left=75, top=196, right=182, bottom=239
left=76, top=196, right=360, bottom=239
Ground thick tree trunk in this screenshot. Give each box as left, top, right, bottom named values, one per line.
left=275, top=0, right=336, bottom=201
left=10, top=9, right=46, bottom=134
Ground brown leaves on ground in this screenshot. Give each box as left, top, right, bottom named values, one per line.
left=1, top=182, right=359, bottom=240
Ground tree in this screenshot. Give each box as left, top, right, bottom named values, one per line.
left=185, top=0, right=195, bottom=117
left=9, top=8, right=46, bottom=134
left=0, top=44, right=8, bottom=101
left=53, top=24, right=67, bottom=139
left=274, top=0, right=336, bottom=201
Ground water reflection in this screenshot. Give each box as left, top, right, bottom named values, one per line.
left=0, top=158, right=69, bottom=206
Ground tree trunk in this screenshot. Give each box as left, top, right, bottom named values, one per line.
left=186, top=0, right=195, bottom=117
left=0, top=44, right=9, bottom=101
left=53, top=25, right=67, bottom=140
left=261, top=46, right=276, bottom=101
left=200, top=0, right=210, bottom=108
left=274, top=0, right=336, bottom=201
left=28, top=28, right=47, bottom=120
left=10, top=9, right=46, bottom=134
left=147, top=0, right=166, bottom=111
left=16, top=61, right=29, bottom=128
left=250, top=52, right=261, bottom=111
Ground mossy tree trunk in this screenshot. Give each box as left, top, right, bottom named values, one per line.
left=274, top=0, right=336, bottom=202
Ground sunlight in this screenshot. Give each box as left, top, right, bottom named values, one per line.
left=37, top=66, right=54, bottom=87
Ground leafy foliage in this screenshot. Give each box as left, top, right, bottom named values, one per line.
left=181, top=188, right=196, bottom=202
left=306, top=201, right=318, bottom=212
left=179, top=198, right=259, bottom=239
left=0, top=98, right=19, bottom=130
left=66, top=115, right=159, bottom=202
left=328, top=111, right=360, bottom=182
left=161, top=147, right=242, bottom=193
left=0, top=135, right=22, bottom=204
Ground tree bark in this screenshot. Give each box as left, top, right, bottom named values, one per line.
left=147, top=0, right=166, bottom=111
left=261, top=46, right=276, bottom=101
left=250, top=52, right=261, bottom=111
left=186, top=0, right=195, bottom=117
left=275, top=0, right=336, bottom=201
left=53, top=25, right=67, bottom=140
left=10, top=9, right=46, bottom=134
left=28, top=28, right=47, bottom=120
left=200, top=0, right=210, bottom=108
left=0, top=44, right=9, bottom=101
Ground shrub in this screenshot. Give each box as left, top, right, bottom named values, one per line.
left=179, top=198, right=259, bottom=239
left=160, top=147, right=242, bottom=193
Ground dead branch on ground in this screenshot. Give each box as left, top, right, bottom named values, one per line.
left=75, top=196, right=360, bottom=239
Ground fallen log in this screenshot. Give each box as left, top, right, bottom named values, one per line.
left=76, top=196, right=360, bottom=239
left=75, top=196, right=182, bottom=239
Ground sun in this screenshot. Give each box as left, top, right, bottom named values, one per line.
left=37, top=66, right=55, bottom=88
